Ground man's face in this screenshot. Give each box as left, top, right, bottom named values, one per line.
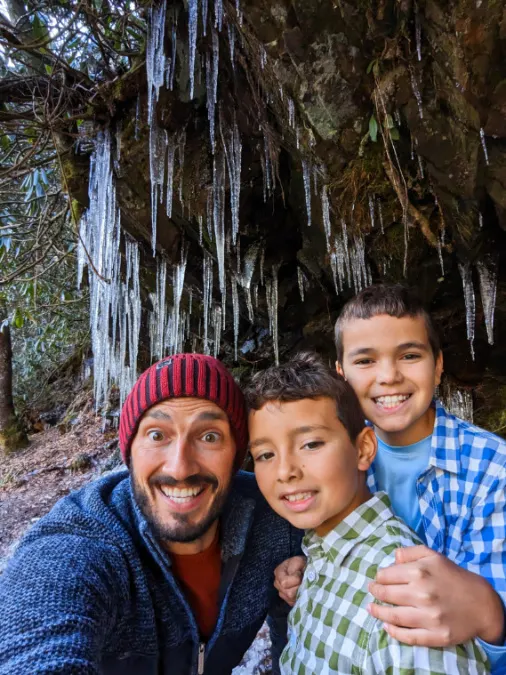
left=130, top=397, right=236, bottom=552
left=338, top=314, right=443, bottom=446
left=249, top=397, right=375, bottom=536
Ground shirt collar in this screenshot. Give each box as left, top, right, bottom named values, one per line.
left=303, top=492, right=395, bottom=565
left=429, top=399, right=461, bottom=475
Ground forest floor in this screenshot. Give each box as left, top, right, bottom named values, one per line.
left=0, top=402, right=271, bottom=674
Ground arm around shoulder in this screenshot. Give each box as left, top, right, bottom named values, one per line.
left=0, top=532, right=127, bottom=675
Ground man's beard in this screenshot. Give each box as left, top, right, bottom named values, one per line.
left=132, top=471, right=231, bottom=544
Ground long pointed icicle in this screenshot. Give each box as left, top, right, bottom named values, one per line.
left=458, top=262, right=476, bottom=359
left=188, top=0, right=199, bottom=99
left=301, top=159, right=312, bottom=227
left=220, top=114, right=242, bottom=245
left=477, top=255, right=498, bottom=346
left=146, top=2, right=167, bottom=126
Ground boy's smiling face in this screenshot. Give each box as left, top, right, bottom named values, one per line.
left=249, top=397, right=376, bottom=535
left=338, top=314, right=443, bottom=446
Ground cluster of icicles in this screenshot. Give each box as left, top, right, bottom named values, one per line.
left=77, top=0, right=497, bottom=408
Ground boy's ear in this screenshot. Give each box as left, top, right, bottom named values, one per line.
left=335, top=360, right=344, bottom=377
left=434, top=351, right=444, bottom=388
left=356, top=426, right=377, bottom=472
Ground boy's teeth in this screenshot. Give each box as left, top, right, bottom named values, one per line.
left=284, top=492, right=313, bottom=502
left=160, top=486, right=203, bottom=501
left=375, top=394, right=410, bottom=407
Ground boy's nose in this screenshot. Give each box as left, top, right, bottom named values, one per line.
left=277, top=455, right=303, bottom=483
left=376, top=360, right=403, bottom=385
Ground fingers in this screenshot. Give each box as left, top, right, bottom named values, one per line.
left=382, top=624, right=452, bottom=648
left=394, top=545, right=436, bottom=565
left=368, top=582, right=431, bottom=608
left=286, top=555, right=306, bottom=576
left=367, top=603, right=428, bottom=629
left=278, top=588, right=298, bottom=607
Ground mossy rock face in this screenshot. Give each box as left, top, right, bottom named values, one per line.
left=0, top=417, right=29, bottom=455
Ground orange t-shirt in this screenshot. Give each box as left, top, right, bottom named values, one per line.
left=169, top=530, right=222, bottom=639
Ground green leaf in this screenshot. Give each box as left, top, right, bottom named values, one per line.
left=385, top=114, right=394, bottom=129
left=45, top=64, right=53, bottom=75
left=390, top=128, right=400, bottom=141
left=13, top=308, right=24, bottom=329
left=369, top=115, right=378, bottom=143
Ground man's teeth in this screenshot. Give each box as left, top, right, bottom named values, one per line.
left=284, top=492, right=313, bottom=502
left=375, top=394, right=410, bottom=408
left=160, top=486, right=203, bottom=501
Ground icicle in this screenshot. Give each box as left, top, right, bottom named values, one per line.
left=437, top=236, right=444, bottom=276
left=440, top=381, right=473, bottom=422
left=321, top=185, right=331, bottom=246
left=240, top=242, right=260, bottom=322
left=301, top=158, right=312, bottom=227
left=150, top=257, right=167, bottom=361
left=253, top=282, right=259, bottom=309
left=236, top=235, right=241, bottom=274
left=297, top=267, right=305, bottom=302
left=203, top=252, right=213, bottom=354
left=377, top=198, right=385, bottom=234
left=170, top=243, right=188, bottom=354
left=266, top=266, right=280, bottom=365
left=287, top=98, right=295, bottom=128
left=458, top=262, right=476, bottom=359
left=259, top=245, right=265, bottom=285
left=260, top=44, right=267, bottom=69
left=479, top=212, right=484, bottom=228
left=212, top=305, right=222, bottom=357
left=146, top=2, right=167, bottom=126
left=213, top=149, right=226, bottom=308
left=368, top=195, right=375, bottom=229
left=477, top=255, right=497, bottom=346
left=220, top=114, right=242, bottom=245
left=167, top=19, right=177, bottom=91
left=188, top=0, right=199, bottom=100
left=410, top=70, right=424, bottom=120
left=227, top=23, right=235, bottom=68
left=199, top=214, right=204, bottom=245
left=235, top=0, right=242, bottom=25
left=479, top=128, right=489, bottom=165
left=417, top=154, right=425, bottom=178
left=166, top=133, right=176, bottom=218
left=414, top=1, right=422, bottom=61
left=201, top=0, right=208, bottom=35
left=206, top=28, right=220, bottom=153
left=232, top=275, right=239, bottom=361
left=149, top=119, right=166, bottom=254
left=214, top=0, right=223, bottom=30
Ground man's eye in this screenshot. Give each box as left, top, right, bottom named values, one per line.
left=402, top=353, right=421, bottom=360
left=148, top=430, right=164, bottom=442
left=202, top=432, right=220, bottom=443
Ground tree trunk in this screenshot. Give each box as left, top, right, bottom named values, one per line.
left=0, top=322, right=28, bottom=454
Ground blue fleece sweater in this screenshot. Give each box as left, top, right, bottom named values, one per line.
left=0, top=470, right=301, bottom=675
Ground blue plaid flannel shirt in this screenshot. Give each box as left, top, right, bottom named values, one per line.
left=367, top=399, right=506, bottom=673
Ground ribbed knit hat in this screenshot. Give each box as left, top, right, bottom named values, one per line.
left=119, top=353, right=248, bottom=468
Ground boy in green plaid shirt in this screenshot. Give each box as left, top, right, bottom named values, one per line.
left=246, top=353, right=488, bottom=674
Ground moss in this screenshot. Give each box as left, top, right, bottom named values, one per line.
left=0, top=416, right=29, bottom=455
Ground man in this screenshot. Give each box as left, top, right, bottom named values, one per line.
left=0, top=353, right=300, bottom=674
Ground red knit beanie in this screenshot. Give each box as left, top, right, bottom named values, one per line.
left=119, top=353, right=248, bottom=468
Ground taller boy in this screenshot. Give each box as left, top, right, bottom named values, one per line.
left=335, top=284, right=506, bottom=668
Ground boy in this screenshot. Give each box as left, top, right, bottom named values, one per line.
left=246, top=352, right=489, bottom=673
left=276, top=284, right=506, bottom=672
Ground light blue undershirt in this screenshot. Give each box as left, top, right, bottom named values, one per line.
left=373, top=434, right=431, bottom=544
left=374, top=433, right=506, bottom=672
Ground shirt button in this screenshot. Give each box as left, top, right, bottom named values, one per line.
left=307, top=569, right=316, bottom=583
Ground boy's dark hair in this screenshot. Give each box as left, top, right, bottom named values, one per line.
left=245, top=352, right=365, bottom=442
left=334, top=283, right=441, bottom=363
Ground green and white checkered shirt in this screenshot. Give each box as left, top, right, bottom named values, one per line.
left=280, top=492, right=489, bottom=674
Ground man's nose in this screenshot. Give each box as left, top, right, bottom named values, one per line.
left=162, top=436, right=200, bottom=481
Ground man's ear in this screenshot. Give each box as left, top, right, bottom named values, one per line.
left=336, top=361, right=344, bottom=376
left=356, top=426, right=377, bottom=471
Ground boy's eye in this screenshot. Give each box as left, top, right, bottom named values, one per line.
left=354, top=358, right=374, bottom=366
left=148, top=430, right=164, bottom=442
left=303, top=440, right=324, bottom=451
left=202, top=431, right=220, bottom=443
left=253, top=451, right=274, bottom=462
left=402, top=353, right=421, bottom=361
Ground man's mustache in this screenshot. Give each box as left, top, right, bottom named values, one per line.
left=149, top=473, right=219, bottom=490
